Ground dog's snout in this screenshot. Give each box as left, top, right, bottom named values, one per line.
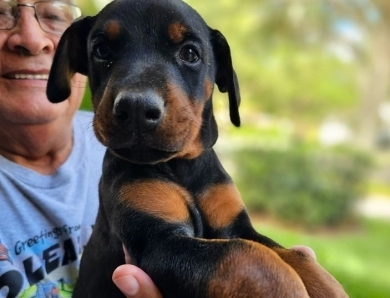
left=113, top=92, right=165, bottom=130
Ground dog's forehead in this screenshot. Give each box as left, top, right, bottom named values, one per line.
left=93, top=0, right=209, bottom=41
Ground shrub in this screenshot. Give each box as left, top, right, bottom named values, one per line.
left=231, top=145, right=371, bottom=228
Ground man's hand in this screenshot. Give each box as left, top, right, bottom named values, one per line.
left=112, top=265, right=163, bottom=298
left=290, top=245, right=317, bottom=260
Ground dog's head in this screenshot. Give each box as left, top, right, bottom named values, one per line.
left=47, top=0, right=240, bottom=164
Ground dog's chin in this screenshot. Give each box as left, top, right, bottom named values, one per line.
left=110, top=146, right=178, bottom=164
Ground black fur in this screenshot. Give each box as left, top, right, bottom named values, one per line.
left=47, top=1, right=348, bottom=297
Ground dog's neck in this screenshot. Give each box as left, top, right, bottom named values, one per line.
left=104, top=148, right=229, bottom=192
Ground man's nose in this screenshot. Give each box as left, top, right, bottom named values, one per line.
left=5, top=8, right=54, bottom=55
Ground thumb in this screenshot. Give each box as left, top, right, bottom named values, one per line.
left=290, top=245, right=317, bottom=260
left=112, top=265, right=163, bottom=298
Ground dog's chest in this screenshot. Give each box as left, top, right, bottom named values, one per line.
left=114, top=175, right=244, bottom=236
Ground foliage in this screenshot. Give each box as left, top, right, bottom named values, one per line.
left=184, top=0, right=359, bottom=124
left=80, top=83, right=93, bottom=111
left=76, top=0, right=101, bottom=15
left=232, top=144, right=372, bottom=227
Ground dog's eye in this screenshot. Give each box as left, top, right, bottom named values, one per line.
left=179, top=45, right=200, bottom=63
left=93, top=44, right=111, bottom=60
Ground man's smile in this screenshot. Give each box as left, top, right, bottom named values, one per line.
left=7, top=74, right=49, bottom=80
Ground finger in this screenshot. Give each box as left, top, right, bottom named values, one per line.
left=290, top=245, right=317, bottom=260
left=122, top=243, right=132, bottom=264
left=112, top=265, right=163, bottom=298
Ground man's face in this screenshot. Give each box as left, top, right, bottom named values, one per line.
left=0, top=0, right=86, bottom=125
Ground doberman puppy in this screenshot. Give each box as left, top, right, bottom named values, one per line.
left=47, top=0, right=349, bottom=297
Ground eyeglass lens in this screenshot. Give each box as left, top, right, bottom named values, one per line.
left=0, top=0, right=82, bottom=34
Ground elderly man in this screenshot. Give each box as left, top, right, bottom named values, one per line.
left=0, top=0, right=161, bottom=296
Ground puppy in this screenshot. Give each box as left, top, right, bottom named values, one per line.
left=47, top=0, right=349, bottom=297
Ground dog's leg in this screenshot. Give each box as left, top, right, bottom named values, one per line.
left=104, top=177, right=306, bottom=297
left=197, top=183, right=348, bottom=298
left=126, top=235, right=309, bottom=298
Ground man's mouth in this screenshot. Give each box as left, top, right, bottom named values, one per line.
left=7, top=74, right=49, bottom=80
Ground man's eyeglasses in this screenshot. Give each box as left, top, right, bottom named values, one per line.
left=0, top=0, right=82, bottom=35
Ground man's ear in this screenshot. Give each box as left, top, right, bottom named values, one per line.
left=47, top=16, right=94, bottom=103
left=210, top=29, right=241, bottom=127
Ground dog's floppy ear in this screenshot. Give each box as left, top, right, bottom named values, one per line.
left=210, top=29, right=241, bottom=127
left=47, top=16, right=94, bottom=103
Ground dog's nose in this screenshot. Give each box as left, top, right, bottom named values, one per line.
left=113, top=91, right=165, bottom=130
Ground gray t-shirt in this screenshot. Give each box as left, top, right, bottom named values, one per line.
left=0, top=110, right=105, bottom=298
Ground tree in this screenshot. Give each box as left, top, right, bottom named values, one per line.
left=187, top=0, right=390, bottom=148
left=186, top=1, right=356, bottom=125
left=327, top=0, right=390, bottom=148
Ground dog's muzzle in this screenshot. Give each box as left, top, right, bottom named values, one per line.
left=113, top=90, right=166, bottom=132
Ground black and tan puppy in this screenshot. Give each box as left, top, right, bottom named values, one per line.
left=47, top=0, right=348, bottom=297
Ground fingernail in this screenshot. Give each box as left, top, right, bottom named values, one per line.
left=113, top=275, right=139, bottom=296
left=291, top=245, right=317, bottom=260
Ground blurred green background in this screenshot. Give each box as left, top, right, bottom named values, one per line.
left=75, top=0, right=390, bottom=297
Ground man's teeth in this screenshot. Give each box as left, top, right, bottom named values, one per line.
left=13, top=74, right=49, bottom=80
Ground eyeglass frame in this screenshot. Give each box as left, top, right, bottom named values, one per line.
left=0, top=0, right=82, bottom=35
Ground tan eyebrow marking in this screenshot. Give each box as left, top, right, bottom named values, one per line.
left=168, top=22, right=188, bottom=43
left=104, top=20, right=121, bottom=40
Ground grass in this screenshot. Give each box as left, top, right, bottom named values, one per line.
left=252, top=217, right=390, bottom=298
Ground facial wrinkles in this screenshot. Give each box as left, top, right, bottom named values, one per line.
left=0, top=8, right=57, bottom=69
left=16, top=0, right=74, bottom=4
left=0, top=32, right=56, bottom=98
left=0, top=2, right=83, bottom=126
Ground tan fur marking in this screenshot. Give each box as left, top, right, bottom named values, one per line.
left=198, top=184, right=244, bottom=229
left=180, top=132, right=203, bottom=159
left=207, top=240, right=309, bottom=297
left=119, top=180, right=191, bottom=222
left=158, top=83, right=204, bottom=159
left=179, top=91, right=204, bottom=159
left=274, top=248, right=349, bottom=298
left=204, top=79, right=214, bottom=101
left=104, top=20, right=120, bottom=40
left=173, top=79, right=213, bottom=159
left=93, top=76, right=116, bottom=146
left=168, top=22, right=188, bottom=43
